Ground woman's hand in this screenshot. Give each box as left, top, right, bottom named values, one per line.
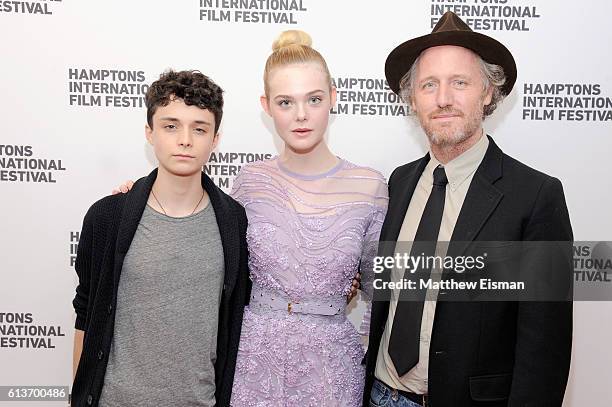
left=347, top=272, right=361, bottom=303
left=111, top=180, right=135, bottom=194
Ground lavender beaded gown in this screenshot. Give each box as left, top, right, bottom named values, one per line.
left=229, top=157, right=388, bottom=407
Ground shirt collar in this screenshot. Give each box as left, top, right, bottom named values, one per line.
left=424, top=134, right=489, bottom=192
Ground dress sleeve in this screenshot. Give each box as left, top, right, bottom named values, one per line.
left=358, top=176, right=389, bottom=335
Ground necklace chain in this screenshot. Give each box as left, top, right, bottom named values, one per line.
left=151, top=188, right=205, bottom=216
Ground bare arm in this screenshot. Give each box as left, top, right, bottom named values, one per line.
left=73, top=329, right=84, bottom=381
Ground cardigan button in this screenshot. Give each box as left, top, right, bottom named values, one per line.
left=107, top=304, right=113, bottom=315
left=97, top=350, right=104, bottom=360
left=87, top=394, right=93, bottom=405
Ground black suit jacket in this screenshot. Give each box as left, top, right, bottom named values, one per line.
left=72, top=169, right=250, bottom=407
left=364, top=136, right=573, bottom=407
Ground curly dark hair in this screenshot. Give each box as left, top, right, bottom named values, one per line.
left=146, top=70, right=224, bottom=133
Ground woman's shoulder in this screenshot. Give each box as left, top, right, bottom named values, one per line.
left=339, top=159, right=387, bottom=184
left=231, top=157, right=281, bottom=198
left=337, top=159, right=389, bottom=208
left=236, top=156, right=280, bottom=178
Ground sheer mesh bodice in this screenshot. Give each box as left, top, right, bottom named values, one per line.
left=230, top=157, right=388, bottom=406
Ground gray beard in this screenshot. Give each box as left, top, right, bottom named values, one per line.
left=426, top=128, right=471, bottom=148
left=419, top=105, right=484, bottom=149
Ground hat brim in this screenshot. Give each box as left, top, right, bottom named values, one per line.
left=385, top=30, right=517, bottom=96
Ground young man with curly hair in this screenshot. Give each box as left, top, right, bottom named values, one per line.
left=71, top=70, right=250, bottom=407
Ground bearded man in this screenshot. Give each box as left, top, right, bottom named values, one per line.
left=364, top=11, right=573, bottom=407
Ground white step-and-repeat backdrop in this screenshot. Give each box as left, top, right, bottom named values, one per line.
left=1, top=0, right=611, bottom=405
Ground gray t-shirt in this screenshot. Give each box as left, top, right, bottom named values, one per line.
left=99, top=203, right=224, bottom=407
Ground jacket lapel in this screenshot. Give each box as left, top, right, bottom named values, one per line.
left=204, top=174, right=240, bottom=297
left=448, top=136, right=504, bottom=257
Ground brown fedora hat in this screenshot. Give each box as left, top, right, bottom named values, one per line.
left=385, top=11, right=517, bottom=96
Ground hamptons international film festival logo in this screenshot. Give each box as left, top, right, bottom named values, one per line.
left=199, top=0, right=307, bottom=24
left=574, top=243, right=612, bottom=283
left=0, top=144, right=66, bottom=183
left=0, top=0, right=62, bottom=15
left=205, top=151, right=273, bottom=190
left=331, top=77, right=409, bottom=117
left=0, top=312, right=65, bottom=349
left=68, top=68, right=148, bottom=108
left=430, top=0, right=541, bottom=32
left=522, top=83, right=612, bottom=122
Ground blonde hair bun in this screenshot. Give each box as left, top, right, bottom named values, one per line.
left=272, top=30, right=312, bottom=52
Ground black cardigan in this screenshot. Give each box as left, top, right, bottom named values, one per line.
left=71, top=169, right=250, bottom=407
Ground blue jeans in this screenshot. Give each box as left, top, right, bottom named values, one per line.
left=369, top=379, right=423, bottom=407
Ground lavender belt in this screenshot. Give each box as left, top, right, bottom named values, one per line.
left=249, top=286, right=346, bottom=316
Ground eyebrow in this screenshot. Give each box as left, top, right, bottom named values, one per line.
left=419, top=74, right=470, bottom=83
left=417, top=76, right=437, bottom=84
left=273, top=89, right=326, bottom=99
left=158, top=117, right=212, bottom=126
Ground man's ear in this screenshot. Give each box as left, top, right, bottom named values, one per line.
left=145, top=124, right=154, bottom=145
left=260, top=95, right=271, bottom=116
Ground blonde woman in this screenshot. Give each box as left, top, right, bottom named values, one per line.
left=229, top=31, right=388, bottom=406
